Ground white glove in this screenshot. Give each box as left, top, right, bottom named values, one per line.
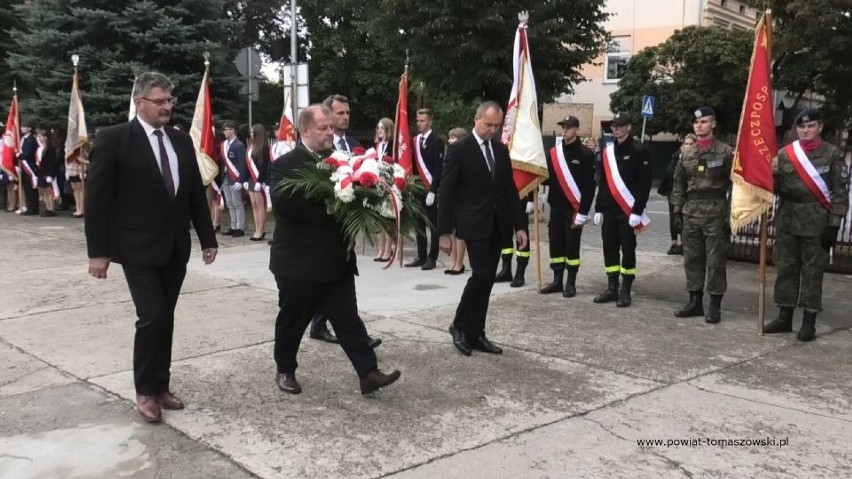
left=242, top=181, right=249, bottom=191
left=425, top=191, right=435, bottom=206
left=253, top=182, right=262, bottom=192
left=46, top=176, right=54, bottom=184
left=628, top=214, right=642, bottom=227
left=231, top=182, right=243, bottom=192
left=573, top=214, right=588, bottom=226
left=594, top=213, right=603, bottom=225
left=525, top=201, right=534, bottom=214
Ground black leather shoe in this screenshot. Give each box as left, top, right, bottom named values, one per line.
left=448, top=325, right=471, bottom=356
left=471, top=335, right=503, bottom=354
left=232, top=229, right=245, bottom=237
left=309, top=328, right=339, bottom=344
left=421, top=258, right=436, bottom=270
left=21, top=209, right=39, bottom=216
left=360, top=369, right=401, bottom=394
left=367, top=335, right=382, bottom=348
left=222, top=229, right=236, bottom=236
left=276, top=372, right=302, bottom=394
left=405, top=257, right=426, bottom=267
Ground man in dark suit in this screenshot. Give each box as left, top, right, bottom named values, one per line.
left=437, top=101, right=529, bottom=356
left=269, top=104, right=400, bottom=395
left=405, top=108, right=444, bottom=271
left=18, top=121, right=39, bottom=216
left=219, top=120, right=247, bottom=237
left=85, top=72, right=218, bottom=423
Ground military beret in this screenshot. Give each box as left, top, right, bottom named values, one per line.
left=694, top=107, right=715, bottom=119
left=557, top=115, right=580, bottom=128
left=795, top=107, right=822, bottom=125
left=611, top=112, right=633, bottom=126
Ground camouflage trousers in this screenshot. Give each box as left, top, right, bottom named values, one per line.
left=682, top=215, right=729, bottom=295
left=773, top=229, right=829, bottom=312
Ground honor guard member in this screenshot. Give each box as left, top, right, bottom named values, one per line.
left=764, top=108, right=849, bottom=341
left=592, top=113, right=652, bottom=307
left=540, top=116, right=596, bottom=297
left=670, top=107, right=733, bottom=323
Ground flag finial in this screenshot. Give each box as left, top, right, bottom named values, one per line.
left=13, top=81, right=17, bottom=93
left=518, top=11, right=529, bottom=22
left=203, top=51, right=210, bottom=68
left=71, top=54, right=80, bottom=74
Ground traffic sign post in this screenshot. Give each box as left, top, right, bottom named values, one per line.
left=234, top=47, right=262, bottom=127
left=640, top=95, right=655, bottom=144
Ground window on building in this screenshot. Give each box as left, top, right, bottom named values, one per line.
left=604, top=36, right=631, bottom=82
left=739, top=5, right=746, bottom=13
left=720, top=0, right=728, bottom=6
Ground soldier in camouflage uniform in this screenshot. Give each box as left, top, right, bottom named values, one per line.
left=764, top=108, right=850, bottom=341
left=670, top=107, right=733, bottom=324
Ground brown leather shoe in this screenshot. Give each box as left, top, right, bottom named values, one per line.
left=156, top=391, right=185, bottom=410
left=136, top=394, right=162, bottom=423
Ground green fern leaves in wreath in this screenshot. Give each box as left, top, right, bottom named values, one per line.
left=274, top=161, right=432, bottom=249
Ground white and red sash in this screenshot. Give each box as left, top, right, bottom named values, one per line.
left=246, top=146, right=260, bottom=183
left=413, top=133, right=432, bottom=190
left=785, top=140, right=831, bottom=211
left=602, top=144, right=650, bottom=232
left=222, top=141, right=239, bottom=182
left=550, top=145, right=582, bottom=221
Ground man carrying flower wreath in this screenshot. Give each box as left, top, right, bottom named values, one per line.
left=268, top=104, right=401, bottom=395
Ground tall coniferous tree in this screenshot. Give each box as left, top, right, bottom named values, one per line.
left=7, top=0, right=241, bottom=130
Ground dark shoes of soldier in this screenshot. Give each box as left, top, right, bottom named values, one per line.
left=540, top=270, right=564, bottom=294
left=593, top=276, right=619, bottom=304
left=510, top=263, right=527, bottom=287
left=562, top=271, right=578, bottom=298
left=674, top=290, right=704, bottom=317
left=763, top=307, right=794, bottom=334
left=705, top=294, right=723, bottom=324
left=797, top=311, right=817, bottom=342
left=616, top=277, right=633, bottom=308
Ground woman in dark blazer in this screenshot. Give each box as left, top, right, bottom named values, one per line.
left=246, top=124, right=272, bottom=241
left=35, top=129, right=58, bottom=216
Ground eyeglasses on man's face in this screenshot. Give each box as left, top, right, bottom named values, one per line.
left=141, top=97, right=177, bottom=107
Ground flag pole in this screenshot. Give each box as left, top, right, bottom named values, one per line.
left=757, top=10, right=773, bottom=336
left=13, top=82, right=23, bottom=211
left=397, top=51, right=409, bottom=267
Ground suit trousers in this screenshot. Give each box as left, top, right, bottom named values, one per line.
left=274, top=272, right=377, bottom=378
left=222, top=180, right=245, bottom=229
left=453, top=225, right=501, bottom=337
left=601, top=212, right=637, bottom=277
left=548, top=207, right=584, bottom=271
left=23, top=175, right=39, bottom=210
left=122, top=243, right=187, bottom=396
left=416, top=204, right=439, bottom=261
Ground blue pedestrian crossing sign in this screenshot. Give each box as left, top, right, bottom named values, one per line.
left=642, top=95, right=655, bottom=118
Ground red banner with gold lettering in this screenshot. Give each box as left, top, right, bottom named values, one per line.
left=730, top=15, right=777, bottom=232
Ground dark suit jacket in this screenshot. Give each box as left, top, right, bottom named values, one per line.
left=37, top=145, right=59, bottom=179
left=85, top=119, right=217, bottom=266
left=268, top=145, right=356, bottom=282
left=222, top=138, right=248, bottom=183
left=437, top=133, right=527, bottom=241
left=415, top=131, right=444, bottom=194
left=18, top=134, right=37, bottom=171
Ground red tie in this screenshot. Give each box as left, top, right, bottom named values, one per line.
left=153, top=130, right=176, bottom=199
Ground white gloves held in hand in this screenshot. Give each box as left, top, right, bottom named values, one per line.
left=231, top=182, right=243, bottom=192
left=425, top=192, right=435, bottom=206
left=253, top=182, right=262, bottom=192
left=45, top=176, right=54, bottom=183
left=573, top=214, right=588, bottom=226
left=628, top=214, right=642, bottom=227
left=525, top=201, right=534, bottom=214
left=594, top=213, right=603, bottom=225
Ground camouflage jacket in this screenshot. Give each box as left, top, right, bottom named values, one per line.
left=774, top=140, right=850, bottom=236
left=671, top=139, right=733, bottom=218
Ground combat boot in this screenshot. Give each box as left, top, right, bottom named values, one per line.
left=510, top=262, right=527, bottom=288
left=495, top=254, right=513, bottom=282
left=616, top=276, right=633, bottom=307
left=593, top=275, right=619, bottom=304
left=797, top=311, right=817, bottom=342
left=763, top=307, right=793, bottom=334
left=674, top=290, right=704, bottom=318
left=563, top=270, right=578, bottom=298
left=540, top=269, right=563, bottom=294
left=705, top=294, right=722, bottom=324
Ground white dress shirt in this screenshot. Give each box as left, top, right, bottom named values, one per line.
left=138, top=117, right=180, bottom=193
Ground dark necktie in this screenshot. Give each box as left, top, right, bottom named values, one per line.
left=483, top=140, right=495, bottom=180
left=153, top=130, right=176, bottom=199
left=337, top=136, right=348, bottom=152
left=420, top=135, right=426, bottom=151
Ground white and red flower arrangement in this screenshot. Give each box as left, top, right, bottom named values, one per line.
left=275, top=147, right=429, bottom=265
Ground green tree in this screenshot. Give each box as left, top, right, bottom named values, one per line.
left=609, top=26, right=754, bottom=138
left=7, top=0, right=241, bottom=130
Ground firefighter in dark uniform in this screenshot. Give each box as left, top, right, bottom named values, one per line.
left=592, top=113, right=652, bottom=307
left=540, top=116, right=596, bottom=297
left=764, top=108, right=849, bottom=341
left=496, top=192, right=534, bottom=287
left=670, top=107, right=734, bottom=324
